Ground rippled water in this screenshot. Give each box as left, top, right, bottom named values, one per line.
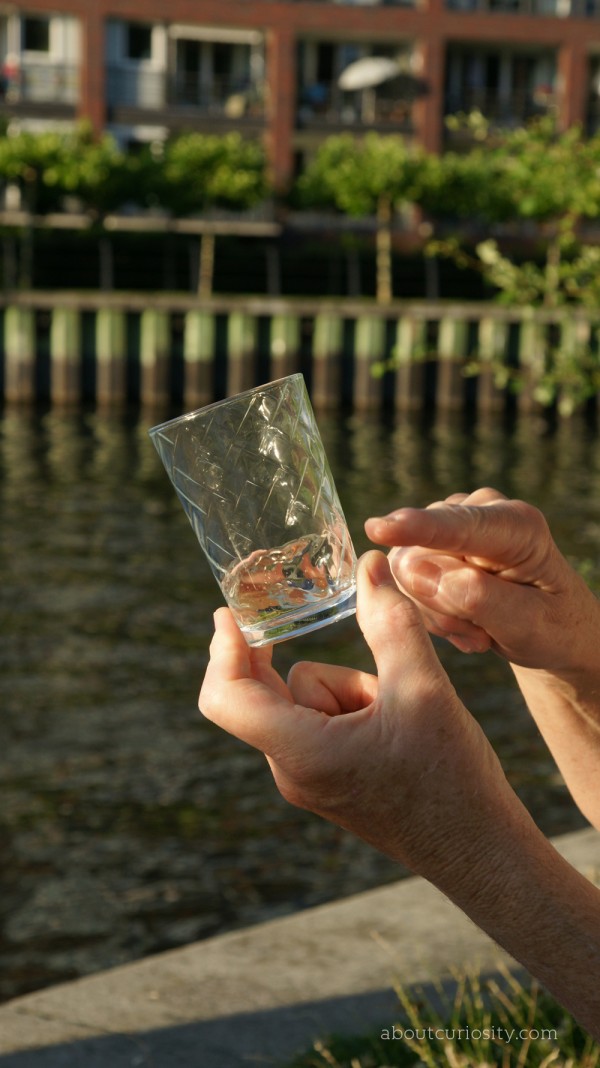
left=2, top=404, right=600, bottom=1001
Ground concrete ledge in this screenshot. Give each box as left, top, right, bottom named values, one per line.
left=1, top=827, right=599, bottom=1067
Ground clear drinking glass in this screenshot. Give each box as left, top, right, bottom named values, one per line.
left=148, top=374, right=357, bottom=646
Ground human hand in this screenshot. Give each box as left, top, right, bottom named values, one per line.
left=199, top=550, right=513, bottom=885
left=365, top=487, right=600, bottom=675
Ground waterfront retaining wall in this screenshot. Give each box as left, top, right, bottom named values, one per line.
left=0, top=293, right=597, bottom=413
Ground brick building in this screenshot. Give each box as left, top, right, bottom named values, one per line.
left=0, top=0, right=598, bottom=190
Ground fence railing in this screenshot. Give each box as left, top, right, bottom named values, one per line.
left=0, top=293, right=597, bottom=415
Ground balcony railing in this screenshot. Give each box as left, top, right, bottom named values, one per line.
left=1, top=63, right=79, bottom=105
left=446, top=0, right=600, bottom=14
left=170, top=71, right=264, bottom=117
left=106, top=66, right=265, bottom=118
left=291, top=0, right=417, bottom=5
left=297, top=82, right=415, bottom=129
left=445, top=87, right=558, bottom=125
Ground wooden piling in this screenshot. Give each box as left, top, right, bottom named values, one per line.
left=96, top=308, right=127, bottom=407
left=270, top=314, right=300, bottom=381
left=517, top=317, right=547, bottom=413
left=437, top=316, right=468, bottom=411
left=312, top=314, right=342, bottom=409
left=556, top=316, right=592, bottom=417
left=4, top=307, right=36, bottom=404
left=227, top=312, right=256, bottom=396
left=476, top=317, right=509, bottom=413
left=140, top=309, right=170, bottom=407
left=183, top=311, right=215, bottom=409
left=50, top=308, right=82, bottom=405
left=0, top=296, right=599, bottom=417
left=393, top=315, right=426, bottom=412
left=354, top=315, right=385, bottom=410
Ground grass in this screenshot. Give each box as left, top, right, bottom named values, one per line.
left=286, top=967, right=600, bottom=1068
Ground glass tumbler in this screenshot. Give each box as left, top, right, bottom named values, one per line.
left=148, top=374, right=357, bottom=646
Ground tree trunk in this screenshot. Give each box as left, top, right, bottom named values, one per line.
left=376, top=196, right=392, bottom=305
left=198, top=232, right=215, bottom=299
left=544, top=231, right=561, bottom=310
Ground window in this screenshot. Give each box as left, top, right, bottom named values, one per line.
left=23, top=16, right=50, bottom=52
left=126, top=23, right=152, bottom=61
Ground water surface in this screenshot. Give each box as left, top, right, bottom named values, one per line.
left=1, top=405, right=599, bottom=1000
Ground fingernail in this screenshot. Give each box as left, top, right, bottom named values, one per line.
left=364, top=552, right=397, bottom=588
left=409, top=561, right=442, bottom=599
left=368, top=511, right=403, bottom=524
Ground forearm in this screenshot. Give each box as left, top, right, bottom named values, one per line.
left=512, top=661, right=600, bottom=828
left=431, top=793, right=600, bottom=1038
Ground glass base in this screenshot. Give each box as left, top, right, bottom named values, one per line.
left=239, top=586, right=357, bottom=647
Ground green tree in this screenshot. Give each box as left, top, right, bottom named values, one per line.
left=295, top=133, right=429, bottom=303
left=159, top=131, right=268, bottom=216
left=420, top=116, right=600, bottom=413
left=159, top=132, right=269, bottom=296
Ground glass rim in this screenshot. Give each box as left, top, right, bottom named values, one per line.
left=147, top=373, right=306, bottom=439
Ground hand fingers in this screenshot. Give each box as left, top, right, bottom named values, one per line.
left=402, top=595, right=492, bottom=654
left=390, top=546, right=544, bottom=657
left=387, top=549, right=491, bottom=653
left=355, top=551, right=445, bottom=691
left=287, top=661, right=378, bottom=715
left=365, top=490, right=547, bottom=575
left=199, top=609, right=317, bottom=752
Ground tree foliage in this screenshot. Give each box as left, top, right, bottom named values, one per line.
left=295, top=133, right=431, bottom=301
left=0, top=124, right=269, bottom=218
left=295, top=132, right=428, bottom=217
left=158, top=132, right=268, bottom=216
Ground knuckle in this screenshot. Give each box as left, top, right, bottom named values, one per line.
left=511, top=498, right=548, bottom=534
left=467, top=486, right=506, bottom=504
left=456, top=566, right=489, bottom=617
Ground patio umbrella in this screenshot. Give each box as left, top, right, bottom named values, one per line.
left=338, top=56, right=402, bottom=91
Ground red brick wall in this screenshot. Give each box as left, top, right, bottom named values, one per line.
left=13, top=0, right=600, bottom=184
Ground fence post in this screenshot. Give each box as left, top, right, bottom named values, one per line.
left=227, top=312, right=256, bottom=396
left=4, top=306, right=36, bottom=403
left=393, top=314, right=426, bottom=412
left=354, top=315, right=385, bottom=410
left=476, top=316, right=508, bottom=413
left=140, top=309, right=170, bottom=406
left=270, top=313, right=300, bottom=381
left=312, top=314, right=342, bottom=409
left=183, top=310, right=215, bottom=409
left=96, top=308, right=127, bottom=407
left=437, top=316, right=468, bottom=410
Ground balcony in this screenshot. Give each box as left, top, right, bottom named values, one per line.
left=291, top=0, right=418, bottom=5
left=446, top=0, right=599, bottom=13
left=444, top=86, right=558, bottom=132
left=106, top=66, right=265, bottom=128
left=297, top=81, right=415, bottom=131
left=0, top=63, right=79, bottom=106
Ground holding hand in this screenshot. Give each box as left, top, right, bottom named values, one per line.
left=199, top=541, right=600, bottom=1038
left=366, top=487, right=600, bottom=829
left=199, top=551, right=511, bottom=884
left=366, top=487, right=600, bottom=674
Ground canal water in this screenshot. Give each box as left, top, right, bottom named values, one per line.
left=2, top=403, right=600, bottom=1002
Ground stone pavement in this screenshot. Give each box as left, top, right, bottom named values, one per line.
left=1, top=827, right=599, bottom=1068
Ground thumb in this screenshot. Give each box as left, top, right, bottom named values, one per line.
left=357, top=551, right=441, bottom=688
